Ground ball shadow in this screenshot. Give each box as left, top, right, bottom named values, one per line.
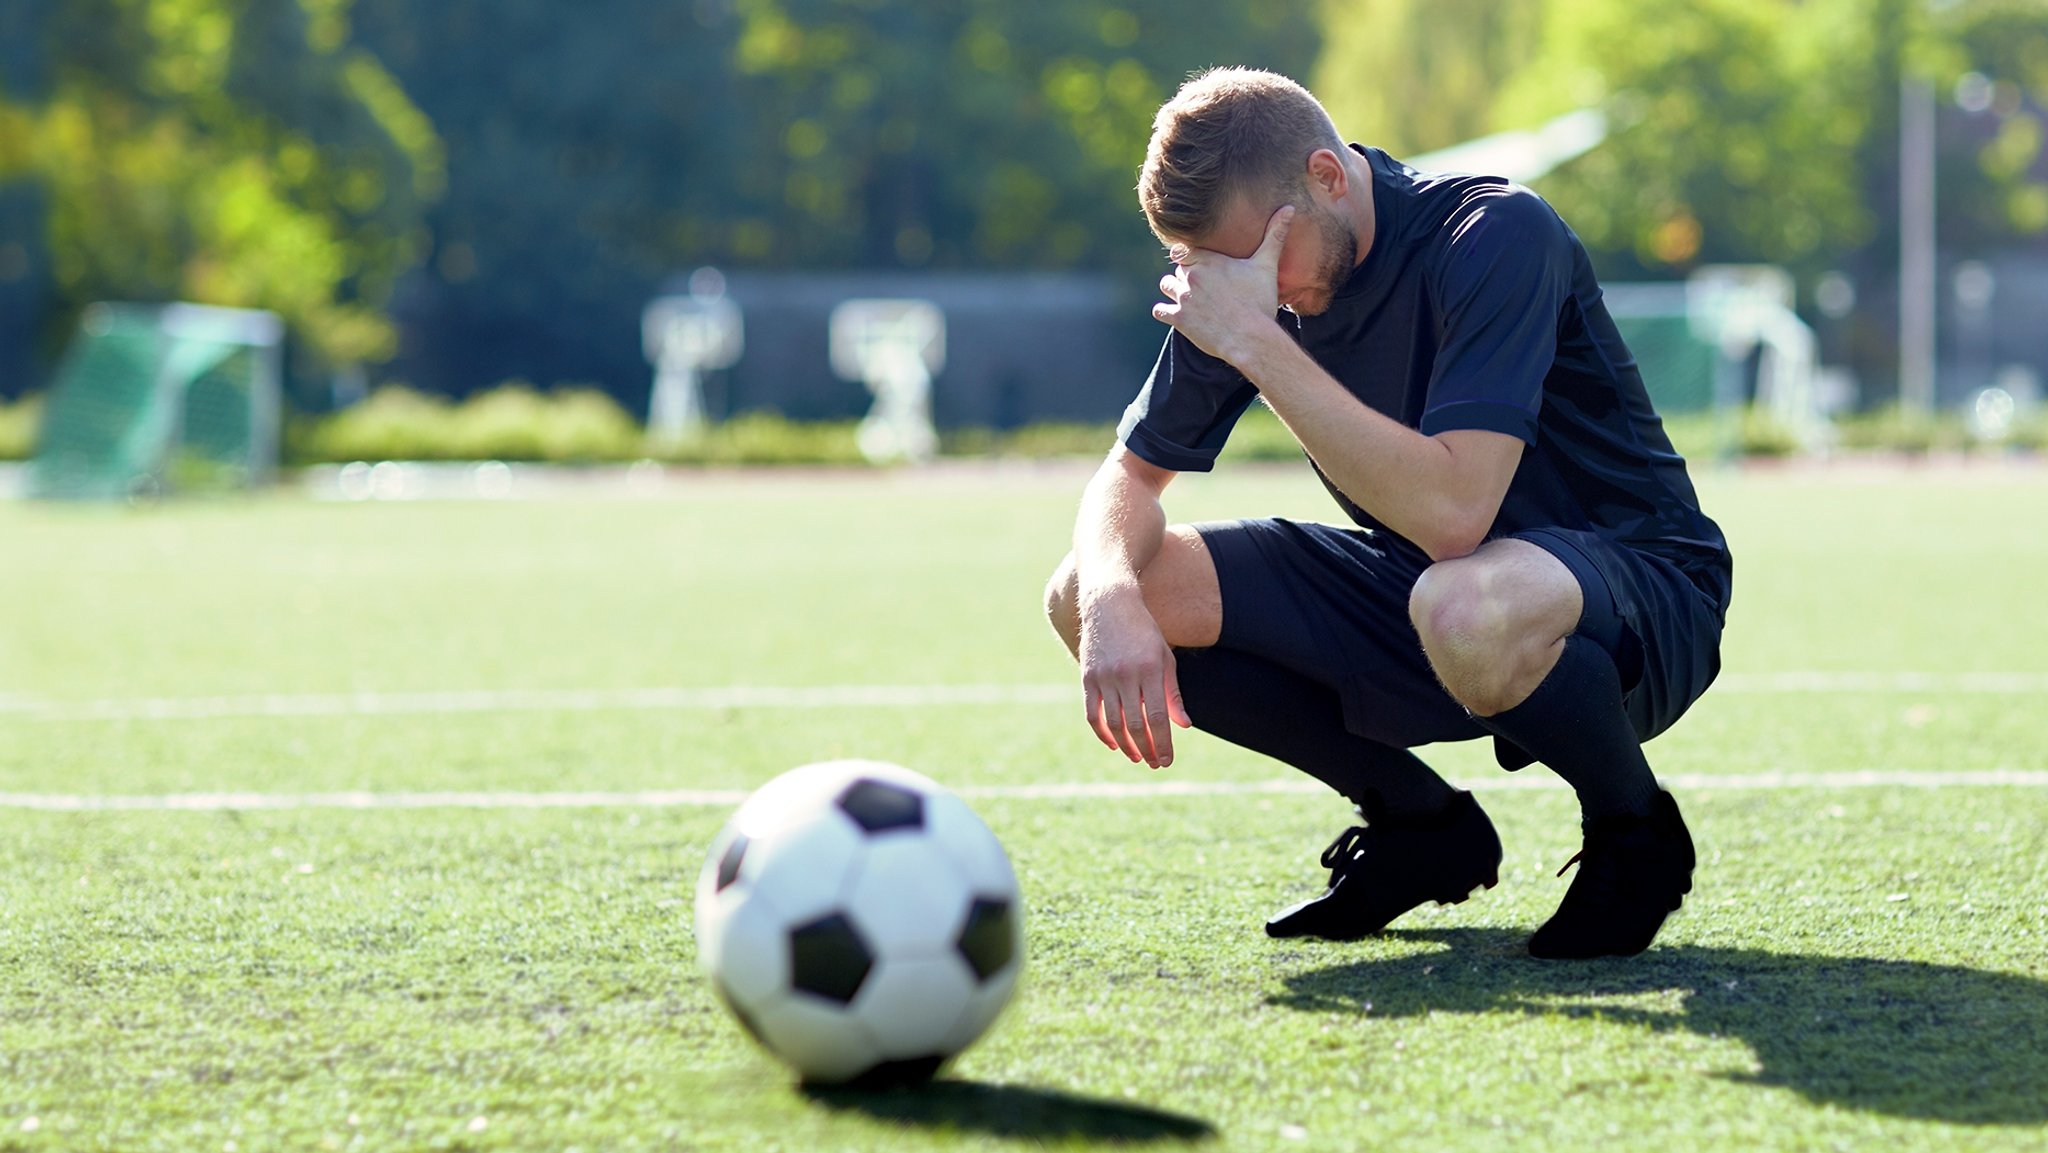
left=802, top=1078, right=1217, bottom=1143
left=1269, top=927, right=2048, bottom=1125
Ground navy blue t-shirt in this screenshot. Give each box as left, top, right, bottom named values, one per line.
left=1118, top=146, right=1729, bottom=581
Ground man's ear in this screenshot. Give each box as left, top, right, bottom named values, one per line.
left=1305, top=148, right=1348, bottom=201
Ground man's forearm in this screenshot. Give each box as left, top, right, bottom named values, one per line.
left=1233, top=326, right=1500, bottom=560
left=1073, top=456, right=1169, bottom=609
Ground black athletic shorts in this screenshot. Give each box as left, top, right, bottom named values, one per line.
left=1194, top=518, right=1731, bottom=759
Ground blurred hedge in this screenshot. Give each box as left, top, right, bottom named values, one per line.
left=0, top=394, right=41, bottom=461
left=288, top=384, right=644, bottom=463
left=9, top=382, right=2040, bottom=471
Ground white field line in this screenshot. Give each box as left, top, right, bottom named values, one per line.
left=3, top=770, right=2048, bottom=812
left=0, top=684, right=1075, bottom=722
left=0, top=672, right=2042, bottom=723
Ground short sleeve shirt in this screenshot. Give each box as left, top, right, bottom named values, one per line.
left=1118, top=146, right=1729, bottom=579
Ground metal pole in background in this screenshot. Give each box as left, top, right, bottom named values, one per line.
left=1899, top=73, right=1938, bottom=414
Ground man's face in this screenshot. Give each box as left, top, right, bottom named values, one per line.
left=1183, top=192, right=1357, bottom=316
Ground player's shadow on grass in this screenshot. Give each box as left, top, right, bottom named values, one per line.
left=803, top=1079, right=1216, bottom=1143
left=1272, top=927, right=2048, bottom=1125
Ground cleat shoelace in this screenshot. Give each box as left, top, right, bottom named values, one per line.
left=1319, top=826, right=1368, bottom=877
left=1552, top=830, right=1626, bottom=903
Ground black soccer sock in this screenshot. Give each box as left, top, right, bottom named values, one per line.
left=1173, top=645, right=1458, bottom=820
left=1471, top=634, right=1659, bottom=818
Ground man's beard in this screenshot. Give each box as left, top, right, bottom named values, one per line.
left=1286, top=206, right=1358, bottom=317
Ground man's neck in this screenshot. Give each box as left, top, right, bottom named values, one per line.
left=1345, top=148, right=1376, bottom=269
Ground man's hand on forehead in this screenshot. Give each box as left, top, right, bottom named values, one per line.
left=1151, top=205, right=1294, bottom=366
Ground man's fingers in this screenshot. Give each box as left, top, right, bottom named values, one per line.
left=1143, top=701, right=1174, bottom=768
left=1083, top=682, right=1118, bottom=751
left=1107, top=693, right=1145, bottom=763
left=1164, top=657, right=1193, bottom=729
left=1256, top=204, right=1296, bottom=268
left=1154, top=271, right=1183, bottom=326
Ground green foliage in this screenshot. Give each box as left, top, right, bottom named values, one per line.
left=332, top=0, right=1319, bottom=398
left=1217, top=400, right=1305, bottom=462
left=0, top=0, right=441, bottom=366
left=1505, top=0, right=1884, bottom=273
left=1739, top=407, right=1804, bottom=458
left=1659, top=411, right=1733, bottom=465
left=1930, top=1, right=2048, bottom=243
left=290, top=383, right=643, bottom=464
left=711, top=0, right=1318, bottom=277
left=1834, top=403, right=1973, bottom=454
left=1314, top=0, right=1548, bottom=156
left=941, top=406, right=1303, bottom=464
left=1314, top=0, right=2048, bottom=279
left=653, top=413, right=868, bottom=467
left=0, top=391, right=41, bottom=460
left=2014, top=407, right=2048, bottom=451
left=1628, top=408, right=1800, bottom=465
left=941, top=422, right=1117, bottom=458
left=442, top=383, right=643, bottom=463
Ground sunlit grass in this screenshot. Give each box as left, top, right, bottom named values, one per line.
left=0, top=465, right=2044, bottom=1150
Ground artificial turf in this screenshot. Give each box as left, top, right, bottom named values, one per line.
left=1, top=462, right=2044, bottom=1151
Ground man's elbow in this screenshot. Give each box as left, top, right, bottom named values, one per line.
left=1415, top=511, right=1493, bottom=563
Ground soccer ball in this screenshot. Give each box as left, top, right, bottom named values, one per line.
left=693, top=760, right=1022, bottom=1086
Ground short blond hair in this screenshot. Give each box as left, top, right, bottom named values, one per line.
left=1137, top=68, right=1344, bottom=244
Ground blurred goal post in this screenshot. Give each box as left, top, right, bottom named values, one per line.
left=1605, top=266, right=1829, bottom=459
left=28, top=302, right=283, bottom=500
left=830, top=299, right=945, bottom=464
left=642, top=273, right=744, bottom=448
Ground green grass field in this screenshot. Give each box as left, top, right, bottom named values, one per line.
left=2, top=462, right=2046, bottom=1151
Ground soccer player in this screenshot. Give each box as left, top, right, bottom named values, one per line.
left=1044, top=68, right=1732, bottom=959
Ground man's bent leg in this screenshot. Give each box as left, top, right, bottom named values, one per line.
left=1410, top=537, right=1694, bottom=959
left=1176, top=518, right=1508, bottom=939
left=1044, top=524, right=1222, bottom=659
left=1174, top=645, right=1456, bottom=819
left=1409, top=539, right=1658, bottom=819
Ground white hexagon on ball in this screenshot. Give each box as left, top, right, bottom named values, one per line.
left=693, top=759, right=1023, bottom=1087
left=845, top=836, right=974, bottom=958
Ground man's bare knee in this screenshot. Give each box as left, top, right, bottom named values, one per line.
left=1045, top=553, right=1081, bottom=658
left=1409, top=543, right=1580, bottom=715
left=1409, top=559, right=1502, bottom=657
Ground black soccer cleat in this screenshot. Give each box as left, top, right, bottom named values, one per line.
left=1528, top=788, right=1696, bottom=960
left=1265, top=791, right=1502, bottom=941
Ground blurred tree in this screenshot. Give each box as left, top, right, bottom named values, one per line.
left=0, top=0, right=440, bottom=368
left=715, top=0, right=1317, bottom=274
left=347, top=0, right=1318, bottom=400
left=1497, top=0, right=1888, bottom=277
left=1312, top=0, right=1547, bottom=157
left=1931, top=0, right=2048, bottom=248
left=345, top=0, right=752, bottom=403
left=1311, top=0, right=2048, bottom=280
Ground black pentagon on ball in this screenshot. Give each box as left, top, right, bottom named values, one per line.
left=956, top=897, right=1017, bottom=981
left=714, top=834, right=749, bottom=891
left=836, top=778, right=925, bottom=834
left=789, top=913, right=874, bottom=1004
